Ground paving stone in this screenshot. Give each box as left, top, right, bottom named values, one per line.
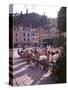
left=23, top=79, right=33, bottom=86
left=11, top=48, right=56, bottom=86
left=15, top=77, right=25, bottom=86
left=13, top=79, right=17, bottom=86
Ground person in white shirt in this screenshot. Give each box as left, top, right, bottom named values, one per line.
left=53, top=50, right=59, bottom=63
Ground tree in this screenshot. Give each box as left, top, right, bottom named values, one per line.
left=57, top=7, right=66, bottom=32
left=57, top=7, right=66, bottom=47
left=56, top=7, right=66, bottom=83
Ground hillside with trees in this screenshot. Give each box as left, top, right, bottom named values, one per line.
left=12, top=12, right=48, bottom=28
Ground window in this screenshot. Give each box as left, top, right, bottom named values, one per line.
left=23, top=33, right=25, bottom=36
left=16, top=33, right=18, bottom=37
left=33, top=38, right=35, bottom=40
left=24, top=38, right=25, bottom=41
left=32, top=33, right=35, bottom=36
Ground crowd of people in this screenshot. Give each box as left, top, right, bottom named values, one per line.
left=17, top=46, right=63, bottom=73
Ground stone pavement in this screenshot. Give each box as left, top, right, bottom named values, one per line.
left=9, top=49, right=56, bottom=86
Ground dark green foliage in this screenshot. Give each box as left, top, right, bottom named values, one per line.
left=13, top=12, right=48, bottom=28
left=55, top=45, right=66, bottom=83
left=57, top=36, right=66, bottom=47
left=56, top=7, right=66, bottom=83
left=57, top=7, right=66, bottom=32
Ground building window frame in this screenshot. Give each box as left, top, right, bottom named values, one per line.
left=24, top=38, right=25, bottom=41
left=23, top=33, right=25, bottom=36
left=16, top=33, right=18, bottom=37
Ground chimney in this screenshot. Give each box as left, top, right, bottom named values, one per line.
left=26, top=8, right=28, bottom=14
left=44, top=12, right=45, bottom=16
